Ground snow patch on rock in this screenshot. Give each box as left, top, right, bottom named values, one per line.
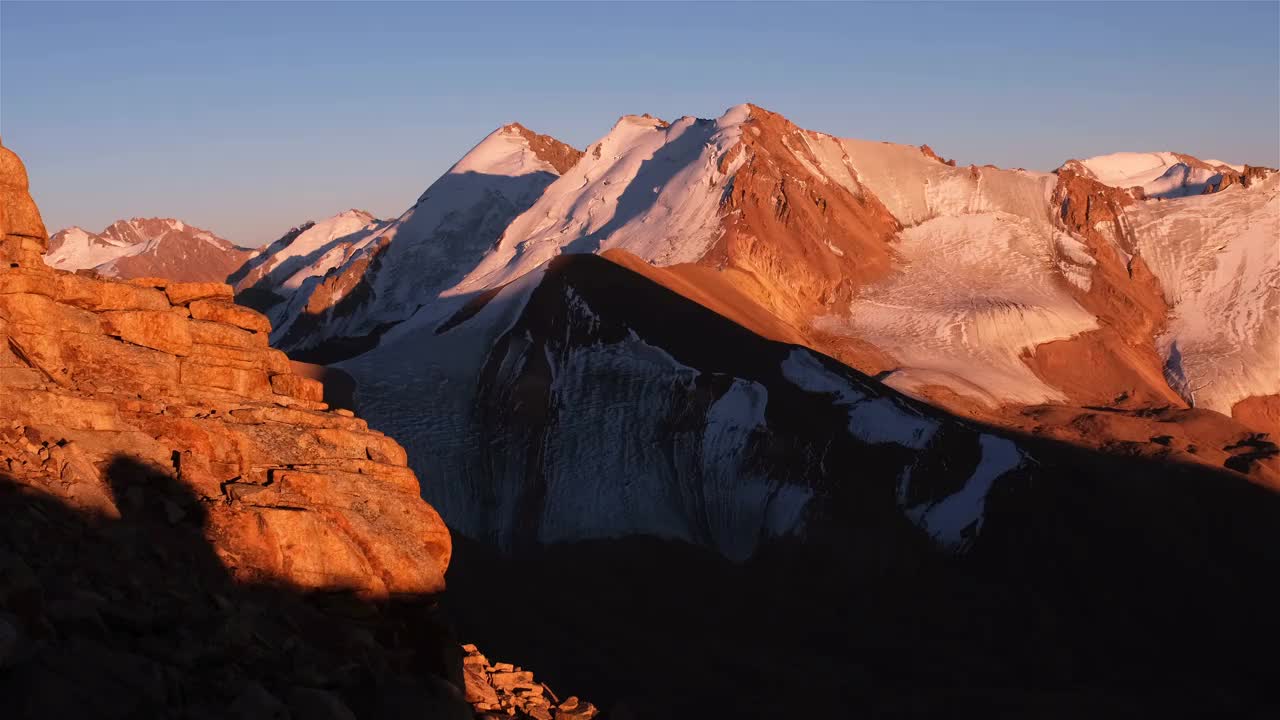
left=1075, top=151, right=1239, bottom=198
left=900, top=434, right=1021, bottom=549
left=781, top=350, right=939, bottom=449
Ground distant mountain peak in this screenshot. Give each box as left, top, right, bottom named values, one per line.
left=465, top=120, right=586, bottom=175
left=45, top=216, right=250, bottom=282
left=1056, top=151, right=1268, bottom=198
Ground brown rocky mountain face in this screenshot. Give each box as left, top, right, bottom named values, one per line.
left=46, top=218, right=253, bottom=283
left=1020, top=167, right=1184, bottom=409
left=505, top=122, right=585, bottom=174
left=696, top=106, right=904, bottom=372
left=0, top=141, right=595, bottom=719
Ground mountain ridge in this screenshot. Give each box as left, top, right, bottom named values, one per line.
left=46, top=217, right=254, bottom=283
left=240, top=103, right=1276, bottom=438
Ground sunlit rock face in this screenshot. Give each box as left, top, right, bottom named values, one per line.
left=0, top=138, right=483, bottom=719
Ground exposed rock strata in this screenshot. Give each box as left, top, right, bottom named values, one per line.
left=0, top=140, right=507, bottom=718
left=0, top=264, right=451, bottom=595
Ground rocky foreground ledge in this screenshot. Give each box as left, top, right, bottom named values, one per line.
left=0, top=141, right=592, bottom=717
left=0, top=264, right=452, bottom=595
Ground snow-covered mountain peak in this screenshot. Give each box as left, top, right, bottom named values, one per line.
left=229, top=208, right=385, bottom=315
left=449, top=122, right=583, bottom=180
left=251, top=104, right=1277, bottom=439
left=1061, top=151, right=1250, bottom=199
left=332, top=208, right=375, bottom=222
left=610, top=113, right=670, bottom=130
left=44, top=217, right=250, bottom=282
left=450, top=105, right=753, bottom=295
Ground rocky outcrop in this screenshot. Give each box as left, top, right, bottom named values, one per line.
left=0, top=140, right=481, bottom=718
left=1033, top=166, right=1185, bottom=407
left=0, top=143, right=48, bottom=268
left=0, top=262, right=450, bottom=595
left=462, top=645, right=598, bottom=720
left=918, top=143, right=956, bottom=166
left=504, top=123, right=584, bottom=175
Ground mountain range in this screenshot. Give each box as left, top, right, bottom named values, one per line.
left=174, top=106, right=1273, bottom=424
left=30, top=103, right=1280, bottom=715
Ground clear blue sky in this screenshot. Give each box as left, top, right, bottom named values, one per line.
left=3, top=1, right=1277, bottom=246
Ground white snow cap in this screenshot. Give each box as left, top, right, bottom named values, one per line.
left=449, top=104, right=753, bottom=296
left=1072, top=151, right=1241, bottom=198
left=445, top=123, right=564, bottom=179
left=44, top=217, right=226, bottom=272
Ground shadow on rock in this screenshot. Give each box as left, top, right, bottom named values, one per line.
left=0, top=456, right=470, bottom=720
